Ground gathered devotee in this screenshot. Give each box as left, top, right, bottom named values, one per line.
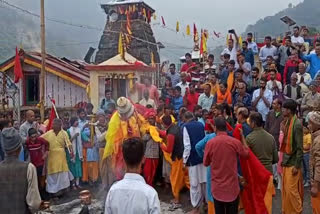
left=40, top=119, right=73, bottom=198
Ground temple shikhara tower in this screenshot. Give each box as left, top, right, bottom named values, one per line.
left=95, top=0, right=160, bottom=65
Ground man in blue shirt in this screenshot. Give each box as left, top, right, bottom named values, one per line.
left=242, top=41, right=254, bottom=66
left=172, top=86, right=183, bottom=115
left=247, top=32, right=258, bottom=55
left=302, top=45, right=320, bottom=79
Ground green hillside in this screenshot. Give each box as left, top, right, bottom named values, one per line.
left=245, top=0, right=320, bottom=38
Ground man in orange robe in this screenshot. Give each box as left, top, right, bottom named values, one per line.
left=308, top=111, right=320, bottom=213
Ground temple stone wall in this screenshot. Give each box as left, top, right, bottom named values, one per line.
left=95, top=20, right=160, bottom=65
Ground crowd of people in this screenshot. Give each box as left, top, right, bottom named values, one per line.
left=0, top=26, right=320, bottom=214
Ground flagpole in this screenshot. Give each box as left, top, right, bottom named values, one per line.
left=40, top=0, right=46, bottom=123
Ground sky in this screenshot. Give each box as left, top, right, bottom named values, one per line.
left=4, top=0, right=304, bottom=60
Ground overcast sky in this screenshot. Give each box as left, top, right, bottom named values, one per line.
left=9, top=0, right=303, bottom=31
left=5, top=0, right=304, bottom=60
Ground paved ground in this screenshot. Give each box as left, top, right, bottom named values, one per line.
left=50, top=184, right=312, bottom=213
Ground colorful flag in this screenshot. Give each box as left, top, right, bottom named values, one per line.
left=142, top=8, right=147, bottom=18
left=239, top=36, right=243, bottom=48
left=14, top=47, right=23, bottom=83
left=126, top=11, right=132, bottom=35
left=214, top=31, right=221, bottom=38
left=118, top=6, right=124, bottom=14
left=161, top=16, right=165, bottom=26
left=186, top=25, right=191, bottom=35
left=147, top=10, right=151, bottom=23
left=118, top=32, right=124, bottom=59
left=193, top=23, right=198, bottom=42
left=151, top=52, right=156, bottom=67
left=200, top=30, right=208, bottom=54
left=46, top=98, right=57, bottom=131
left=176, top=21, right=180, bottom=33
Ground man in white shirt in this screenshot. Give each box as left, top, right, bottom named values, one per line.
left=139, top=89, right=156, bottom=109
left=176, top=72, right=189, bottom=97
left=182, top=112, right=207, bottom=214
left=252, top=78, right=273, bottom=122
left=259, top=36, right=278, bottom=67
left=198, top=84, right=214, bottom=111
left=221, top=30, right=239, bottom=68
left=291, top=26, right=305, bottom=46
left=266, top=69, right=282, bottom=97
left=247, top=32, right=258, bottom=55
left=105, top=138, right=161, bottom=214
left=297, top=62, right=312, bottom=96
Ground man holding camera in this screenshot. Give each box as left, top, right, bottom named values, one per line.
left=221, top=29, right=239, bottom=68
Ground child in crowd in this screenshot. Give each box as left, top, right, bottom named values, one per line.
left=82, top=124, right=100, bottom=186
left=303, top=126, right=312, bottom=187
left=25, top=128, right=49, bottom=198
left=67, top=117, right=83, bottom=189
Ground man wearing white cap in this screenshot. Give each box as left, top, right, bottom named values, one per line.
left=308, top=111, right=320, bottom=212
left=0, top=127, right=41, bottom=213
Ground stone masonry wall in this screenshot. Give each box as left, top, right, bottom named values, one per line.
left=95, top=20, right=160, bottom=65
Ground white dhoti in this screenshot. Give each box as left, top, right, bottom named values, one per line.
left=162, top=157, right=171, bottom=183
left=188, top=163, right=207, bottom=208
left=46, top=171, right=74, bottom=194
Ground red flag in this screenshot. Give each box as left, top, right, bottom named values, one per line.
left=193, top=23, right=198, bottom=41
left=46, top=98, right=57, bottom=131
left=214, top=31, right=221, bottom=38
left=14, top=47, right=23, bottom=83
left=161, top=16, right=165, bottom=26
left=147, top=10, right=151, bottom=23
left=233, top=124, right=272, bottom=214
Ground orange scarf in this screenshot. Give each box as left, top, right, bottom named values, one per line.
left=280, top=115, right=296, bottom=154
left=227, top=71, right=234, bottom=92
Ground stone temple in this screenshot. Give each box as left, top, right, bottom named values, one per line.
left=95, top=0, right=160, bottom=65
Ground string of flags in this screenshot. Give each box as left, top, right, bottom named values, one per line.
left=114, top=4, right=244, bottom=59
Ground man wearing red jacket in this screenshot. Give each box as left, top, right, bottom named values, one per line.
left=181, top=53, right=196, bottom=82
left=283, top=49, right=302, bottom=85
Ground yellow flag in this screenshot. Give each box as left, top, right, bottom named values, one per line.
left=238, top=36, right=243, bottom=48
left=143, top=8, right=147, bottom=17
left=277, top=35, right=281, bottom=42
left=153, top=13, right=156, bottom=20
left=118, top=32, right=124, bottom=59
left=86, top=84, right=90, bottom=99
left=133, top=5, right=136, bottom=12
left=226, top=34, right=229, bottom=46
left=202, top=32, right=207, bottom=53
left=176, top=21, right=180, bottom=33
left=151, top=52, right=155, bottom=67
left=186, top=25, right=190, bottom=35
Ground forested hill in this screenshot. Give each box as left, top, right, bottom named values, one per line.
left=0, top=6, right=89, bottom=63
left=245, top=0, right=320, bottom=38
